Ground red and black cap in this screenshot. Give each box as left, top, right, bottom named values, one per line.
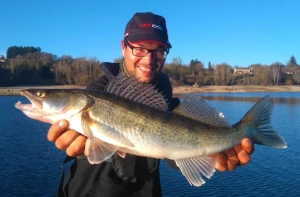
left=124, top=12, right=172, bottom=48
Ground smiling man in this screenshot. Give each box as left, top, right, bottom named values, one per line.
left=121, top=14, right=171, bottom=84
left=49, top=12, right=254, bottom=197
left=122, top=38, right=168, bottom=83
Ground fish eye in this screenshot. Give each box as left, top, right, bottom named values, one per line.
left=36, top=90, right=46, bottom=98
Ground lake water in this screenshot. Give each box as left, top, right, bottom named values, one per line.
left=0, top=92, right=299, bottom=197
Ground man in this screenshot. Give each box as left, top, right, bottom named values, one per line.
left=48, top=12, right=254, bottom=197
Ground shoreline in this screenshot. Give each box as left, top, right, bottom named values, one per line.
left=173, top=85, right=300, bottom=95
left=0, top=85, right=85, bottom=95
left=1, top=85, right=300, bottom=96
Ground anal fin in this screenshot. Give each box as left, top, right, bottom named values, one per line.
left=175, top=156, right=217, bottom=187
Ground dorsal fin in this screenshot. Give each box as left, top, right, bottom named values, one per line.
left=173, top=95, right=230, bottom=127
left=104, top=73, right=168, bottom=111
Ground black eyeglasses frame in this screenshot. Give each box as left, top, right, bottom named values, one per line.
left=124, top=38, right=169, bottom=60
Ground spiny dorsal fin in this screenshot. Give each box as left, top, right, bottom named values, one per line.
left=173, top=95, right=230, bottom=127
left=105, top=73, right=168, bottom=111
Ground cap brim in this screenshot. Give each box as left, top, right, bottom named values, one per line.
left=126, top=34, right=172, bottom=48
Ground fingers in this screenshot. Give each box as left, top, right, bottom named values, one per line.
left=47, top=119, right=87, bottom=157
left=47, top=120, right=69, bottom=142
left=213, top=148, right=240, bottom=171
left=241, top=138, right=254, bottom=154
left=213, top=152, right=227, bottom=172
left=55, top=129, right=81, bottom=150
left=214, top=138, right=254, bottom=172
left=225, top=148, right=239, bottom=171
left=234, top=138, right=253, bottom=165
left=66, top=135, right=87, bottom=157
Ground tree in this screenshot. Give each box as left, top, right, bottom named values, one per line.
left=171, top=56, right=182, bottom=65
left=289, top=55, right=298, bottom=66
left=214, top=63, right=232, bottom=85
left=189, top=59, right=204, bottom=76
left=163, top=58, right=185, bottom=86
left=285, top=56, right=300, bottom=84
left=207, top=61, right=213, bottom=73
left=113, top=57, right=123, bottom=63
left=8, top=55, right=23, bottom=75
left=251, top=64, right=272, bottom=85
left=270, top=62, right=283, bottom=85
left=6, top=46, right=42, bottom=59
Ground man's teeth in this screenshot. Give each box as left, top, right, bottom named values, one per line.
left=139, top=67, right=152, bottom=72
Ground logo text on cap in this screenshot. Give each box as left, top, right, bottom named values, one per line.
left=140, top=24, right=163, bottom=31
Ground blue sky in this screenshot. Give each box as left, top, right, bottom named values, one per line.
left=1, top=0, right=299, bottom=67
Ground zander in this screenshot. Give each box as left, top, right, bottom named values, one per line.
left=15, top=73, right=287, bottom=187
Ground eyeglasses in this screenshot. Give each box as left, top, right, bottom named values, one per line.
left=124, top=38, right=169, bottom=60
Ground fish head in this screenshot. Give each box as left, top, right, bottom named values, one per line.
left=15, top=89, right=90, bottom=124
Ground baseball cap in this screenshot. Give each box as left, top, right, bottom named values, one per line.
left=124, top=12, right=172, bottom=48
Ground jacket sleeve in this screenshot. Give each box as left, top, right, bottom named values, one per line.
left=85, top=62, right=120, bottom=90
left=86, top=75, right=108, bottom=91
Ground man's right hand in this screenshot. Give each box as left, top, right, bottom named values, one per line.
left=47, top=119, right=87, bottom=157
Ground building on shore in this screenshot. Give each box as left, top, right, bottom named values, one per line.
left=0, top=55, right=5, bottom=62
left=234, top=67, right=253, bottom=75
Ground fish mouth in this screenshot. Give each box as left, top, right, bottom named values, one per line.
left=15, top=90, right=43, bottom=112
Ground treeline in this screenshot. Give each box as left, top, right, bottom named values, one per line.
left=0, top=46, right=103, bottom=86
left=6, top=46, right=41, bottom=59
left=0, top=46, right=299, bottom=87
left=164, top=56, right=299, bottom=86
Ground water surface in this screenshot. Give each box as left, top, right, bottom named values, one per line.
left=0, top=93, right=299, bottom=196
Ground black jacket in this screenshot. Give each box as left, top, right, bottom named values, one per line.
left=58, top=62, right=180, bottom=197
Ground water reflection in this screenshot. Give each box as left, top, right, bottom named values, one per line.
left=176, top=94, right=300, bottom=105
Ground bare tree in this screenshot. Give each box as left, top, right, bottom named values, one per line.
left=270, top=62, right=283, bottom=84
left=171, top=56, right=182, bottom=65
left=292, top=67, right=300, bottom=84
left=8, top=55, right=23, bottom=75
left=214, top=63, right=232, bottom=85
left=87, top=57, right=97, bottom=77
left=251, top=64, right=272, bottom=85
left=113, top=57, right=123, bottom=63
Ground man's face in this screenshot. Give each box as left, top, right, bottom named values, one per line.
left=121, top=40, right=167, bottom=84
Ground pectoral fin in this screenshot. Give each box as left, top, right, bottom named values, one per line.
left=116, top=150, right=126, bottom=158
left=175, top=156, right=217, bottom=187
left=91, top=121, right=135, bottom=148
left=85, top=138, right=118, bottom=164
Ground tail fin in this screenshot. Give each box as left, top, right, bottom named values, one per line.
left=234, top=96, right=287, bottom=149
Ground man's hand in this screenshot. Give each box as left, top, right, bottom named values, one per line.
left=212, top=138, right=254, bottom=171
left=47, top=120, right=87, bottom=157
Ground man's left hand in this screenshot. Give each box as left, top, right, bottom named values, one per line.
left=211, top=138, right=254, bottom=171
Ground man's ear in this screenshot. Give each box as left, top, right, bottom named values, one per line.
left=121, top=40, right=126, bottom=56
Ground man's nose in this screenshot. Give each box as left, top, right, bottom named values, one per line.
left=143, top=52, right=155, bottom=64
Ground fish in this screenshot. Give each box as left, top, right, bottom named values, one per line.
left=15, top=72, right=287, bottom=187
